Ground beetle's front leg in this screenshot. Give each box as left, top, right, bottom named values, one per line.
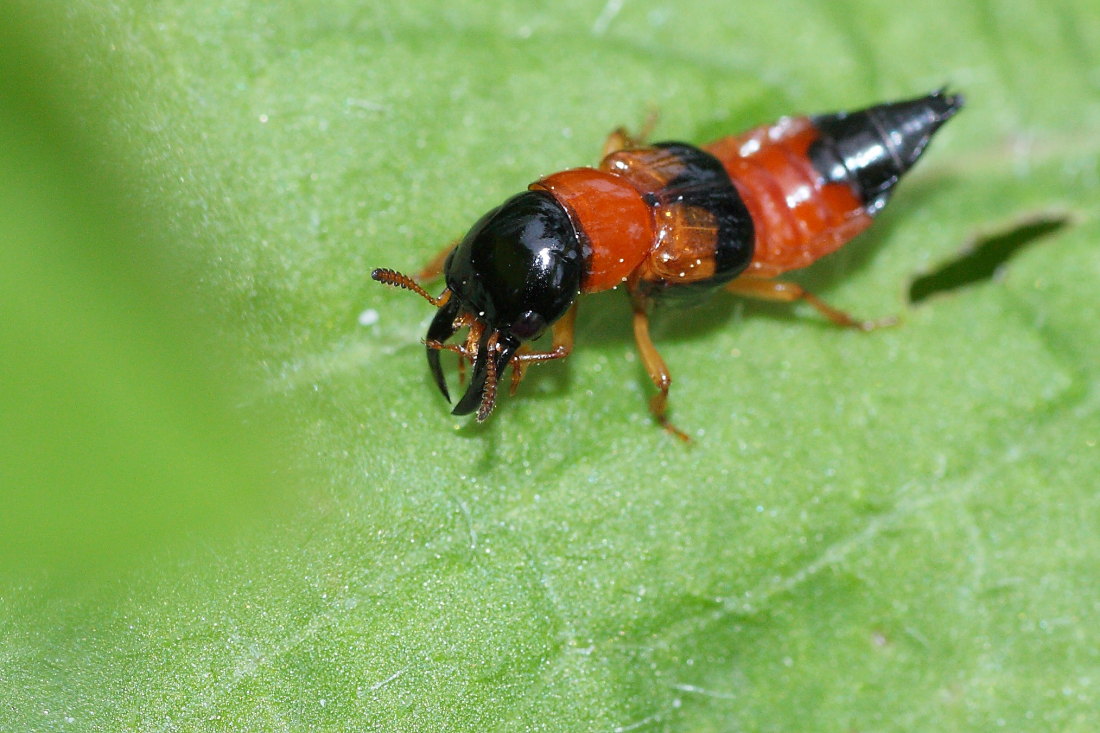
left=507, top=304, right=578, bottom=395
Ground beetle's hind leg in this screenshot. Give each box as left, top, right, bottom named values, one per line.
left=725, top=276, right=897, bottom=331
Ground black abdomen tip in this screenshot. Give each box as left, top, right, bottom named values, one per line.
left=810, top=89, right=965, bottom=214
left=929, top=87, right=966, bottom=119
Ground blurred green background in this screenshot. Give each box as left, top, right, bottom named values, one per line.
left=2, top=0, right=1098, bottom=730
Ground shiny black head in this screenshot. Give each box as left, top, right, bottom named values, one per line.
left=374, top=189, right=583, bottom=422
left=445, top=190, right=583, bottom=346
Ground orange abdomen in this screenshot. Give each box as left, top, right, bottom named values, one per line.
left=704, top=117, right=873, bottom=279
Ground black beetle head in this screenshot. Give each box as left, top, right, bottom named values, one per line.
left=373, top=189, right=583, bottom=421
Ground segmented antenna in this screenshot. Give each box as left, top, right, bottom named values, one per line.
left=371, top=268, right=451, bottom=307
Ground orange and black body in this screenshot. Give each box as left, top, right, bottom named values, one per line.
left=372, top=90, right=963, bottom=436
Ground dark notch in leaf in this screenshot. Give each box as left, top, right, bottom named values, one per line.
left=909, top=213, right=1070, bottom=304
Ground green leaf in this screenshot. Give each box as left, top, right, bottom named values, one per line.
left=4, top=0, right=1099, bottom=730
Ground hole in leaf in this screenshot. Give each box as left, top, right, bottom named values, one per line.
left=908, top=213, right=1070, bottom=304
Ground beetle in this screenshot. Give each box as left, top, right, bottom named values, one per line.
left=372, top=89, right=964, bottom=439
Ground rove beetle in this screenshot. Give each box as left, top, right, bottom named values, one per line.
left=373, top=89, right=964, bottom=439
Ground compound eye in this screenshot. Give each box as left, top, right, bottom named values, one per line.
left=509, top=309, right=546, bottom=341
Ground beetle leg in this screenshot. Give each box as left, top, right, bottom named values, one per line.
left=602, top=109, right=660, bottom=157
left=509, top=362, right=526, bottom=395
left=424, top=340, right=465, bottom=355
left=416, top=239, right=460, bottom=282
left=508, top=304, right=578, bottom=395
left=424, top=313, right=481, bottom=396
left=424, top=339, right=471, bottom=389
left=630, top=301, right=690, bottom=442
left=426, top=340, right=471, bottom=387
left=725, top=276, right=897, bottom=331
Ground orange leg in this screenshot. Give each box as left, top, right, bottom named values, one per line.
left=725, top=276, right=897, bottom=331
left=508, top=304, right=577, bottom=394
left=602, top=109, right=660, bottom=157
left=423, top=339, right=471, bottom=386
left=417, top=239, right=459, bottom=282
left=424, top=314, right=480, bottom=386
left=630, top=302, right=690, bottom=442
